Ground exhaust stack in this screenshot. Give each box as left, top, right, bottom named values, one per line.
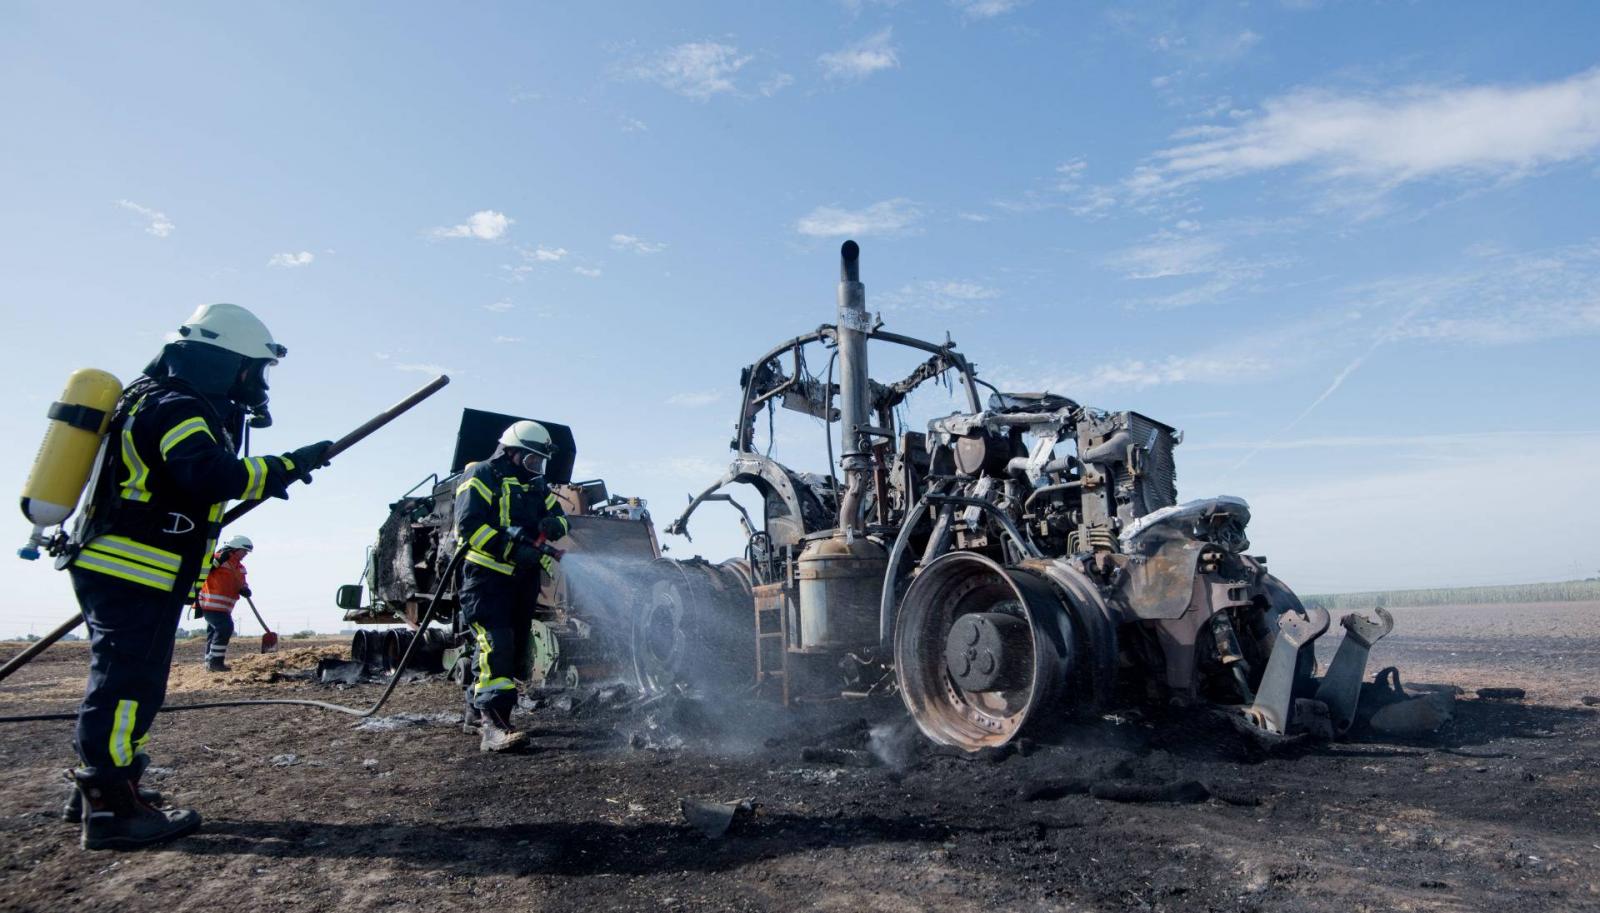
left=836, top=240, right=871, bottom=534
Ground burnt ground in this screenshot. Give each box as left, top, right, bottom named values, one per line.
left=2, top=601, right=1599, bottom=913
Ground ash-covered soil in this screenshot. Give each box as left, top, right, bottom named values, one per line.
left=3, top=602, right=1599, bottom=913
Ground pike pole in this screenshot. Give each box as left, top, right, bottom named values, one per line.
left=0, top=375, right=450, bottom=683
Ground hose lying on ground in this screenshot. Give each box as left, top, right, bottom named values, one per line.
left=0, top=547, right=466, bottom=725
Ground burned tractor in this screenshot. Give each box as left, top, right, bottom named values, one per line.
left=652, top=241, right=1394, bottom=751
left=338, top=408, right=659, bottom=688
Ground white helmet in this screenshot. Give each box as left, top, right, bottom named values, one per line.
left=222, top=535, right=254, bottom=552
left=178, top=303, right=286, bottom=362
left=498, top=421, right=553, bottom=458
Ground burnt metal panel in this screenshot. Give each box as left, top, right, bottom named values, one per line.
left=450, top=408, right=577, bottom=482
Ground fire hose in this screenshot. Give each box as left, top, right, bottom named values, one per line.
left=0, top=534, right=565, bottom=723
left=0, top=546, right=466, bottom=723
left=0, top=375, right=450, bottom=703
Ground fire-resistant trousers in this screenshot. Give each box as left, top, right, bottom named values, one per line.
left=458, top=565, right=536, bottom=717
left=69, top=568, right=185, bottom=774
left=203, top=611, right=234, bottom=663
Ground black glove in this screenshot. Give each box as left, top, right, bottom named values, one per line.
left=510, top=539, right=545, bottom=570
left=239, top=586, right=252, bottom=598
left=539, top=516, right=567, bottom=542
left=285, top=440, right=334, bottom=484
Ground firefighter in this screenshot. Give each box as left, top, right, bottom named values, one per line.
left=63, top=303, right=332, bottom=851
left=196, top=535, right=254, bottom=672
left=453, top=420, right=570, bottom=752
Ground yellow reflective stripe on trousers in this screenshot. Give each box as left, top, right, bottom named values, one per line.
left=109, top=699, right=138, bottom=766
left=471, top=623, right=514, bottom=694
left=544, top=493, right=558, bottom=510
left=118, top=404, right=153, bottom=503
left=92, top=535, right=181, bottom=572
left=456, top=476, right=494, bottom=504
left=159, top=416, right=214, bottom=457
left=464, top=549, right=514, bottom=575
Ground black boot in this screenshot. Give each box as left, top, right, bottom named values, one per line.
left=73, top=758, right=200, bottom=851
left=206, top=656, right=229, bottom=673
left=61, top=768, right=162, bottom=824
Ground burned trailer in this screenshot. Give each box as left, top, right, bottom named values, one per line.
left=338, top=408, right=659, bottom=687
left=653, top=240, right=1401, bottom=751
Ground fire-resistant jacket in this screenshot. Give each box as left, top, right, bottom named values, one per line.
left=198, top=551, right=248, bottom=613
left=73, top=384, right=299, bottom=597
left=453, top=456, right=570, bottom=577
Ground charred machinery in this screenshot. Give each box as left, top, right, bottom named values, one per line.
left=654, top=241, right=1395, bottom=751
left=339, top=408, right=658, bottom=688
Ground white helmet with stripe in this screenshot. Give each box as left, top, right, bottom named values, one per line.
left=178, top=303, right=287, bottom=362
left=222, top=535, right=254, bottom=552
left=498, top=421, right=553, bottom=458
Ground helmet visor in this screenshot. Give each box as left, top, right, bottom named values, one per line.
left=517, top=450, right=547, bottom=475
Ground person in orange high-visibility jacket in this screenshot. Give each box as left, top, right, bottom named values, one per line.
left=197, top=535, right=253, bottom=672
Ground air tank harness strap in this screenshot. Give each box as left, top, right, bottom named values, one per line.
left=46, top=402, right=109, bottom=432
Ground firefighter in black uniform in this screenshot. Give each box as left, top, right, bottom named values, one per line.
left=63, top=303, right=332, bottom=850
left=453, top=420, right=570, bottom=752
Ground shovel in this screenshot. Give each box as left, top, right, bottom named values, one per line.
left=243, top=595, right=279, bottom=654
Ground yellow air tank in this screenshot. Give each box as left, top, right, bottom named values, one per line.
left=19, top=368, right=123, bottom=559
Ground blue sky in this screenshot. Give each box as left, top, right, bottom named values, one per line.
left=2, top=1, right=1598, bottom=636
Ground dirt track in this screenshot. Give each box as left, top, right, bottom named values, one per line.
left=2, top=603, right=1599, bottom=913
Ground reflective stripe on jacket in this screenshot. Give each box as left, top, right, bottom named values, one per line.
left=452, top=456, right=569, bottom=577
left=198, top=553, right=247, bottom=613
left=72, top=385, right=297, bottom=593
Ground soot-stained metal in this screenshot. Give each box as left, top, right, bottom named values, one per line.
left=648, top=240, right=1427, bottom=751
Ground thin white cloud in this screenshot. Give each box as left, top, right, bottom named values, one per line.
left=526, top=245, right=568, bottom=262
left=394, top=362, right=455, bottom=376
left=1133, top=67, right=1600, bottom=197
left=759, top=73, right=795, bottom=97
left=666, top=389, right=723, bottom=407
left=611, top=233, right=666, bottom=254
left=1108, top=236, right=1227, bottom=280
left=620, top=115, right=649, bottom=133
left=880, top=280, right=1001, bottom=313
left=1361, top=241, right=1600, bottom=346
left=483, top=300, right=515, bottom=313
left=431, top=210, right=513, bottom=241
left=998, top=352, right=1275, bottom=396
left=268, top=251, right=314, bottom=268
left=819, top=29, right=900, bottom=81
left=493, top=335, right=523, bottom=344
left=573, top=266, right=603, bottom=278
left=116, top=200, right=174, bottom=237
left=796, top=198, right=923, bottom=238
left=631, top=41, right=752, bottom=100
left=952, top=0, right=1027, bottom=20
left=1106, top=225, right=1289, bottom=309
left=990, top=157, right=1119, bottom=219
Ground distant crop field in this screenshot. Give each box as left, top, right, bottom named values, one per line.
left=1306, top=579, right=1600, bottom=609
